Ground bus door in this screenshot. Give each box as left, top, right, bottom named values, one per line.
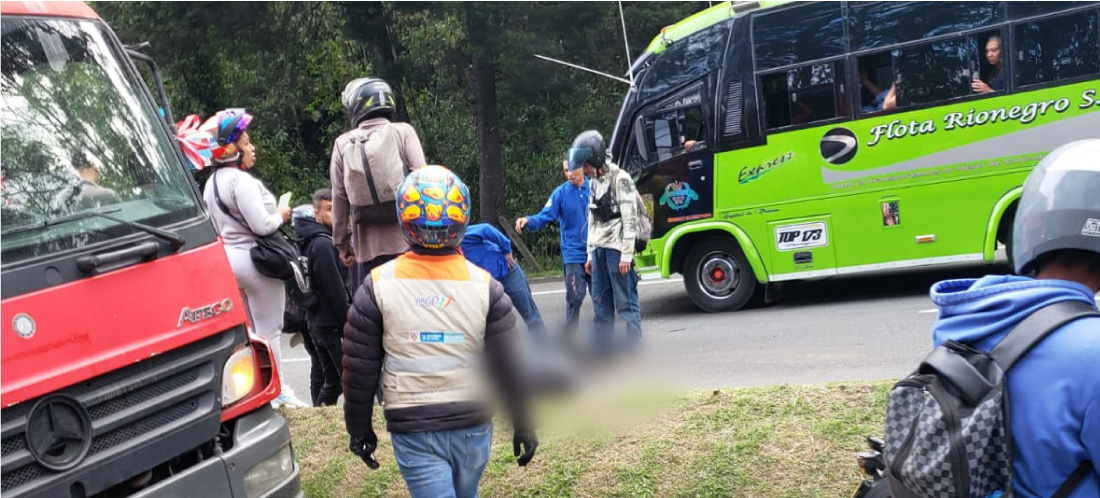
left=627, top=82, right=715, bottom=240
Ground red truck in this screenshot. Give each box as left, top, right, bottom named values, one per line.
left=1, top=2, right=302, bottom=496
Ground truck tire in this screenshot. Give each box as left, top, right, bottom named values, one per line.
left=682, top=237, right=758, bottom=312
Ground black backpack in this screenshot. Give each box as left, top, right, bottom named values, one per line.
left=287, top=233, right=326, bottom=311
left=281, top=233, right=323, bottom=335
left=884, top=300, right=1098, bottom=498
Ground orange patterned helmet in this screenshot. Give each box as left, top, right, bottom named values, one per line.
left=395, top=166, right=470, bottom=249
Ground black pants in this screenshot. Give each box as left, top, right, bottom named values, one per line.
left=303, top=325, right=344, bottom=406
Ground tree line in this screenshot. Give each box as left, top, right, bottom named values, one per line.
left=94, top=1, right=709, bottom=267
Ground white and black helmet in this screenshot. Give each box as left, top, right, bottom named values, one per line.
left=341, top=77, right=395, bottom=126
left=1012, top=139, right=1100, bottom=275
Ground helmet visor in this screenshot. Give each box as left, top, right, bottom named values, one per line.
left=567, top=147, right=593, bottom=172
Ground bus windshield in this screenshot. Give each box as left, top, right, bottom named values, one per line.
left=1, top=17, right=200, bottom=265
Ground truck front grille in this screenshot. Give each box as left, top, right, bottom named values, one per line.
left=1, top=327, right=242, bottom=496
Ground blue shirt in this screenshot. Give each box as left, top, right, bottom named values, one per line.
left=930, top=275, right=1100, bottom=498
left=523, top=179, right=590, bottom=264
left=461, top=223, right=513, bottom=281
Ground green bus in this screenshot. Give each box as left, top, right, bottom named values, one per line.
left=611, top=0, right=1100, bottom=312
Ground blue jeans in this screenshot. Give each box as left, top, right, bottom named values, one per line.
left=390, top=422, right=493, bottom=498
left=590, top=247, right=641, bottom=353
left=563, top=263, right=589, bottom=335
left=500, top=264, right=546, bottom=340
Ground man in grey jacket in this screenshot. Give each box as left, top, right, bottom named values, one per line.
left=331, top=77, right=426, bottom=288
left=571, top=130, right=642, bottom=355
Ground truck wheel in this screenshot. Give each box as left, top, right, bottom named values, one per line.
left=683, top=237, right=758, bottom=312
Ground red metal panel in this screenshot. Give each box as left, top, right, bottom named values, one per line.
left=1, top=242, right=249, bottom=407
left=0, top=1, right=99, bottom=19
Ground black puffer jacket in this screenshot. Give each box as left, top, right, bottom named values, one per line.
left=342, top=248, right=530, bottom=436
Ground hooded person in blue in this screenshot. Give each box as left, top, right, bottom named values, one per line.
left=516, top=153, right=590, bottom=338
left=928, top=140, right=1100, bottom=498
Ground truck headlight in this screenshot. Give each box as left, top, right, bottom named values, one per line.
left=243, top=444, right=295, bottom=498
left=222, top=347, right=257, bottom=407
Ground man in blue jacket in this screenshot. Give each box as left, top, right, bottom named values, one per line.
left=462, top=223, right=546, bottom=341
left=928, top=139, right=1100, bottom=498
left=516, top=154, right=590, bottom=340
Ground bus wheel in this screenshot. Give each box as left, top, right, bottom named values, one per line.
left=996, top=211, right=1016, bottom=272
left=683, top=238, right=758, bottom=312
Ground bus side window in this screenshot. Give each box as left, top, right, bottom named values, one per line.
left=1008, top=2, right=1092, bottom=20
left=889, top=29, right=1007, bottom=108
left=1013, top=9, right=1100, bottom=88
left=753, top=2, right=845, bottom=70
left=641, top=104, right=708, bottom=165
left=892, top=37, right=974, bottom=107
left=857, top=53, right=896, bottom=114
left=760, top=61, right=847, bottom=130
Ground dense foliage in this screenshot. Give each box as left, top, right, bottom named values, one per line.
left=94, top=1, right=709, bottom=266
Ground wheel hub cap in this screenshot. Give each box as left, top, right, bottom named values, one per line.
left=700, top=253, right=738, bottom=297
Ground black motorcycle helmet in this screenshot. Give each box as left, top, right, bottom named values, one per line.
left=567, top=130, right=606, bottom=173
left=341, top=77, right=396, bottom=126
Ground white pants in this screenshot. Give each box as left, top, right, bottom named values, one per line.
left=226, top=246, right=286, bottom=383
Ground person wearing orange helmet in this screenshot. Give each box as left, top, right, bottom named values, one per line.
left=343, top=166, right=537, bottom=497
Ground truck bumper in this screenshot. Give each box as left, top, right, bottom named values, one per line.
left=133, top=405, right=302, bottom=498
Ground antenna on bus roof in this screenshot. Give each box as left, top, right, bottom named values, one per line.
left=617, top=1, right=635, bottom=87
left=532, top=54, right=632, bottom=85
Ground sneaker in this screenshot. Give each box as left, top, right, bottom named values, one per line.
left=274, top=392, right=310, bottom=409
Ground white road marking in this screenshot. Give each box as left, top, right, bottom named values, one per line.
left=530, top=277, right=683, bottom=296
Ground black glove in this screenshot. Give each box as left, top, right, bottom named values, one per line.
left=513, top=431, right=538, bottom=467
left=349, top=431, right=380, bottom=469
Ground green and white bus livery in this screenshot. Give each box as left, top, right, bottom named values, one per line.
left=610, top=0, right=1100, bottom=312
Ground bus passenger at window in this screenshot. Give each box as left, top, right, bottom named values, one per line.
left=972, top=35, right=1004, bottom=94
left=882, top=85, right=898, bottom=111
left=860, top=69, right=895, bottom=112
left=791, top=101, right=814, bottom=125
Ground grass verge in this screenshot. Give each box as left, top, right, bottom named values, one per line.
left=284, top=381, right=890, bottom=497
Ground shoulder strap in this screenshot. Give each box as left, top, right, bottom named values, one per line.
left=1052, top=460, right=1093, bottom=498
left=212, top=169, right=253, bottom=232
left=354, top=129, right=381, bottom=205
left=990, top=300, right=1100, bottom=371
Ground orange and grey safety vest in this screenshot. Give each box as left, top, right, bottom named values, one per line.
left=370, top=252, right=493, bottom=410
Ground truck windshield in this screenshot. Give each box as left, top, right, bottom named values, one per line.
left=1, top=17, right=200, bottom=266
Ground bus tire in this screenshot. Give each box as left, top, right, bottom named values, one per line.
left=996, top=206, right=1017, bottom=272
left=682, top=237, right=758, bottom=312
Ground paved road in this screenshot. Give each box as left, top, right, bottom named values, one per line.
left=277, top=261, right=1036, bottom=401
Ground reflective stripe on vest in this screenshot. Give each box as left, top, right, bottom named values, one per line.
left=371, top=252, right=491, bottom=410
